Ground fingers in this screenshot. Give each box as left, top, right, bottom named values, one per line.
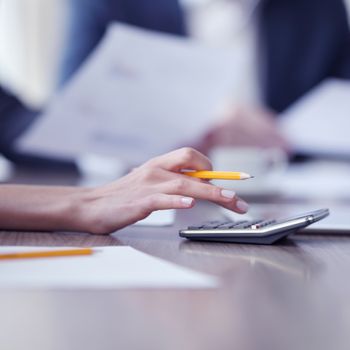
left=145, top=147, right=212, bottom=172
left=139, top=190, right=248, bottom=217
left=160, top=177, right=249, bottom=214
left=214, top=196, right=249, bottom=214
left=205, top=105, right=289, bottom=150
left=245, top=111, right=290, bottom=150
left=140, top=194, right=195, bottom=214
left=252, top=125, right=288, bottom=149
left=131, top=147, right=249, bottom=215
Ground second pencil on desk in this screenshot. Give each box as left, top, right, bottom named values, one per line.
left=183, top=171, right=254, bottom=180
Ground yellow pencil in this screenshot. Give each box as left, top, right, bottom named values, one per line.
left=183, top=171, right=254, bottom=180
left=0, top=248, right=94, bottom=260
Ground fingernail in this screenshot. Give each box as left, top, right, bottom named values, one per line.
left=181, top=197, right=194, bottom=207
left=237, top=200, right=249, bottom=212
left=221, top=189, right=236, bottom=199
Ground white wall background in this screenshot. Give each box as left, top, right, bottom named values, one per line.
left=0, top=0, right=67, bottom=107
left=0, top=0, right=350, bottom=108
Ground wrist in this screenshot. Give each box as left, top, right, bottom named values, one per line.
left=59, top=187, right=94, bottom=233
left=70, top=187, right=108, bottom=234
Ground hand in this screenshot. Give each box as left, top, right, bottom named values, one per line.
left=78, top=148, right=249, bottom=234
left=195, top=105, right=290, bottom=153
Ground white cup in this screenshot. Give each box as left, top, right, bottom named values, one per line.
left=209, top=147, right=288, bottom=196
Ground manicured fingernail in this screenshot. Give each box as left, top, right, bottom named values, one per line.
left=237, top=200, right=249, bottom=212
left=221, top=189, right=236, bottom=199
left=181, top=197, right=194, bottom=207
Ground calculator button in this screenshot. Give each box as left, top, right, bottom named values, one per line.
left=233, top=221, right=249, bottom=225
left=187, top=219, right=273, bottom=230
left=233, top=224, right=250, bottom=229
left=201, top=221, right=222, bottom=228
left=219, top=221, right=249, bottom=228
left=216, top=223, right=235, bottom=229
left=202, top=224, right=221, bottom=229
left=251, top=220, right=276, bottom=229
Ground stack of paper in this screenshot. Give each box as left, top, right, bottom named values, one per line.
left=0, top=246, right=217, bottom=289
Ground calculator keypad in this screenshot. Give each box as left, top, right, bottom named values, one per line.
left=187, top=219, right=277, bottom=230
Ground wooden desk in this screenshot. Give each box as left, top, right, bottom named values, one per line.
left=1, top=166, right=350, bottom=350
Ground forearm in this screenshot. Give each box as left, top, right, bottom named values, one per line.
left=0, top=148, right=250, bottom=235
left=0, top=185, right=88, bottom=232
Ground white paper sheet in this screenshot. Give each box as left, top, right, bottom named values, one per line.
left=306, top=208, right=350, bottom=232
left=278, top=160, right=350, bottom=199
left=0, top=246, right=217, bottom=289
left=279, top=79, right=350, bottom=157
left=18, top=23, right=240, bottom=166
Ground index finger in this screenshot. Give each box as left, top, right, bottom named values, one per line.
left=146, top=147, right=213, bottom=172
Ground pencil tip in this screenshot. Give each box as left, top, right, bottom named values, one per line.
left=241, top=173, right=254, bottom=180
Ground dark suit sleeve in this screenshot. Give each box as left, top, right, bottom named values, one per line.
left=59, top=0, right=112, bottom=86
left=59, top=0, right=186, bottom=86
left=0, top=86, right=38, bottom=152
left=260, top=0, right=350, bottom=113
left=330, top=0, right=350, bottom=79
left=0, top=87, right=77, bottom=169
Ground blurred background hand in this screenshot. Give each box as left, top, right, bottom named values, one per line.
left=195, top=105, right=290, bottom=154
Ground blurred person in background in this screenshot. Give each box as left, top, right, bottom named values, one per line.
left=60, top=0, right=350, bottom=154
left=2, top=0, right=350, bottom=162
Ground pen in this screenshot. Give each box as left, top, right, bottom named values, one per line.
left=0, top=248, right=94, bottom=260
left=183, top=171, right=254, bottom=180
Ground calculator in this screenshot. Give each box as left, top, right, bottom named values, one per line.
left=179, top=208, right=330, bottom=244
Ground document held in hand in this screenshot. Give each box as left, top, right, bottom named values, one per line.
left=279, top=79, right=350, bottom=157
left=18, top=23, right=240, bottom=165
